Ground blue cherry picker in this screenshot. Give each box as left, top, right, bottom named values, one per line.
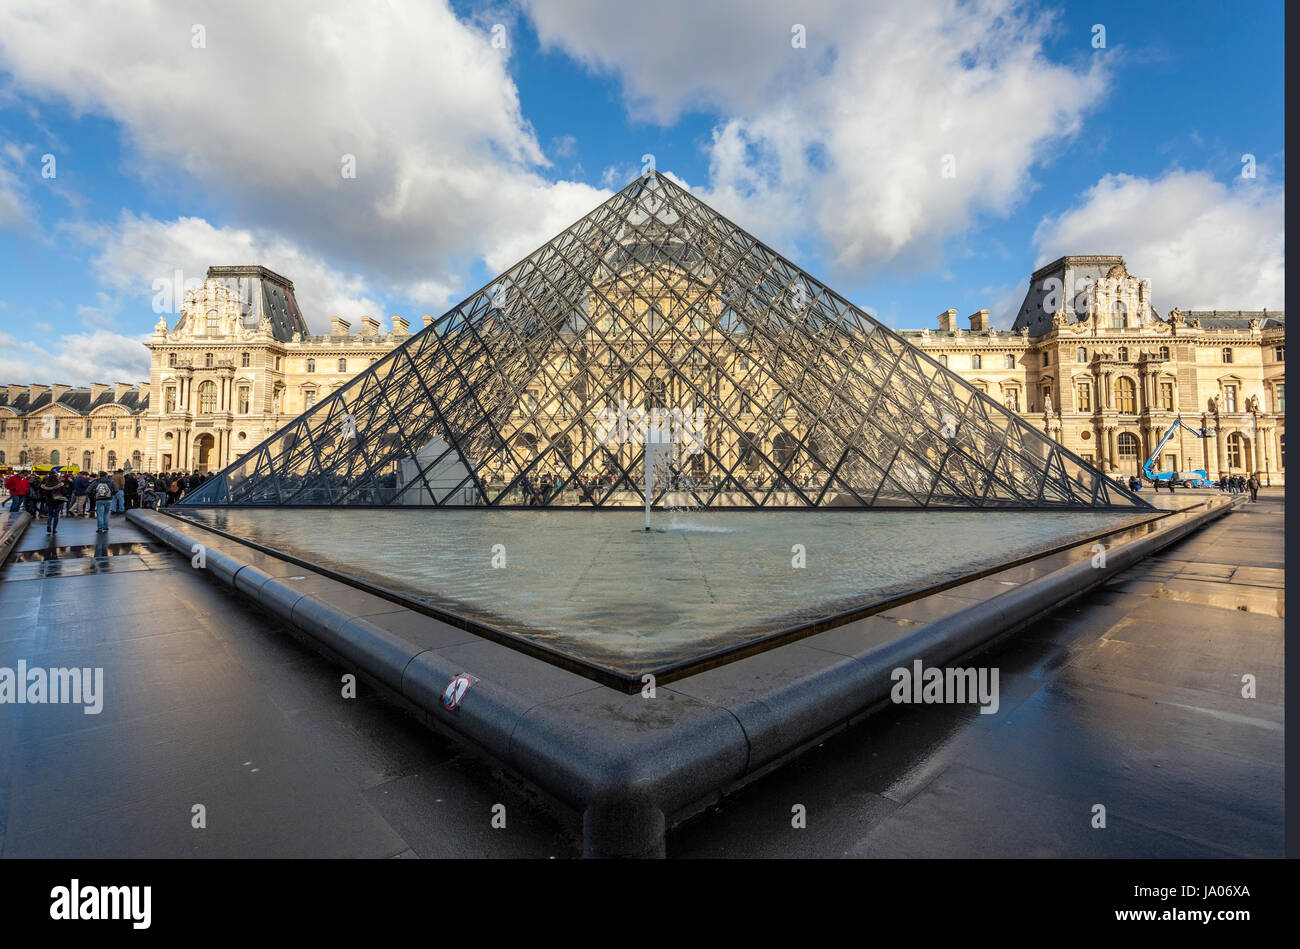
left=1142, top=418, right=1216, bottom=487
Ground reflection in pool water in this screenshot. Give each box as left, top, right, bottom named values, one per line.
left=176, top=508, right=1151, bottom=678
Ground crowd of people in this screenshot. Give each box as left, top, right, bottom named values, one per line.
left=1120, top=471, right=1263, bottom=502
left=2, top=468, right=216, bottom=534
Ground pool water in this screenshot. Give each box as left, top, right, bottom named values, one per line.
left=175, top=507, right=1153, bottom=679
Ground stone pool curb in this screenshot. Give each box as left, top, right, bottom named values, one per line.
left=0, top=510, right=32, bottom=567
left=127, top=497, right=1238, bottom=857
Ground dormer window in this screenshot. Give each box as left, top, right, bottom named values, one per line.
left=206, top=309, right=219, bottom=335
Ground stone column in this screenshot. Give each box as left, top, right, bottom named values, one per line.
left=1107, top=426, right=1117, bottom=471
left=1215, top=424, right=1227, bottom=478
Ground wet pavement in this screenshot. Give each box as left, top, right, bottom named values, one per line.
left=0, top=491, right=1284, bottom=858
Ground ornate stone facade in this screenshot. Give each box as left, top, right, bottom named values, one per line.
left=1, top=258, right=1285, bottom=485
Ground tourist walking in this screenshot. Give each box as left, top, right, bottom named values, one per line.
left=1247, top=473, right=1259, bottom=502
left=88, top=470, right=115, bottom=533
left=4, top=470, right=29, bottom=513
left=38, top=471, right=68, bottom=533
left=71, top=471, right=89, bottom=516
left=111, top=469, right=126, bottom=513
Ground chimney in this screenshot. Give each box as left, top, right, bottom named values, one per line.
left=360, top=316, right=380, bottom=336
left=139, top=381, right=151, bottom=400
left=28, top=383, right=49, bottom=403
left=89, top=382, right=108, bottom=403
left=937, top=308, right=958, bottom=333
left=392, top=316, right=409, bottom=336
left=50, top=383, right=71, bottom=403
left=7, top=384, right=24, bottom=402
left=421, top=314, right=435, bottom=330
left=969, top=309, right=990, bottom=332
left=331, top=316, right=351, bottom=337
left=114, top=382, right=133, bottom=402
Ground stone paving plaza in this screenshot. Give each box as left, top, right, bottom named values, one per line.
left=0, top=490, right=1283, bottom=858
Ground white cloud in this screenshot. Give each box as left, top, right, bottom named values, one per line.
left=1032, top=170, right=1284, bottom=313
left=0, top=146, right=34, bottom=229
left=522, top=0, right=1109, bottom=280
left=75, top=212, right=389, bottom=334
left=0, top=329, right=152, bottom=385
left=0, top=0, right=605, bottom=289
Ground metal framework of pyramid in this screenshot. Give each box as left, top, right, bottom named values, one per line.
left=182, top=174, right=1149, bottom=510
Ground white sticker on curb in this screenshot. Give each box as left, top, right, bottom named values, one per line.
left=442, top=673, right=478, bottom=711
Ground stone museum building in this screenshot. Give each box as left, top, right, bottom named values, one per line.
left=0, top=258, right=1285, bottom=485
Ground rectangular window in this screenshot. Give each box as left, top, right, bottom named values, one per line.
left=1274, top=345, right=1284, bottom=362
left=304, top=390, right=316, bottom=409
left=241, top=352, right=251, bottom=367
left=1275, top=383, right=1285, bottom=413
left=1159, top=382, right=1174, bottom=411
left=110, top=420, right=117, bottom=438
left=238, top=385, right=251, bottom=414
left=1223, top=385, right=1237, bottom=413
left=86, top=419, right=93, bottom=437
left=165, top=387, right=176, bottom=413
left=1076, top=384, right=1091, bottom=411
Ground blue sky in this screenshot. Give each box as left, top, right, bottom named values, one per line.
left=0, top=0, right=1284, bottom=384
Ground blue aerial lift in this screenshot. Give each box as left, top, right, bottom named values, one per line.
left=1142, top=418, right=1216, bottom=487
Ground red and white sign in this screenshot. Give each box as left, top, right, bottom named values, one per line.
left=442, top=674, right=475, bottom=710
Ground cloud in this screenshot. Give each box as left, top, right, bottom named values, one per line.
left=0, top=146, right=34, bottom=229
left=522, top=0, right=1109, bottom=279
left=74, top=212, right=392, bottom=333
left=0, top=0, right=606, bottom=290
left=0, top=329, right=152, bottom=385
left=1032, top=170, right=1284, bottom=313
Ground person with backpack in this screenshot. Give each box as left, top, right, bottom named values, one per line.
left=37, top=471, right=68, bottom=533
left=88, top=470, right=115, bottom=533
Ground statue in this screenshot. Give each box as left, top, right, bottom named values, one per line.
left=154, top=314, right=169, bottom=334
left=1044, top=392, right=1054, bottom=415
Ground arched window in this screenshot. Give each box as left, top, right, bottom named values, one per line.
left=241, top=352, right=251, bottom=367
left=1226, top=433, right=1244, bottom=469
left=739, top=431, right=761, bottom=470
left=1117, top=432, right=1140, bottom=460
left=1110, top=301, right=1128, bottom=329
left=1159, top=346, right=1169, bottom=360
left=1222, top=347, right=1233, bottom=363
left=1115, top=377, right=1137, bottom=413
left=338, top=358, right=347, bottom=373
left=971, top=354, right=982, bottom=370
left=306, top=358, right=316, bottom=373
left=197, top=381, right=218, bottom=415
left=204, top=352, right=214, bottom=368
left=107, top=450, right=117, bottom=469
left=1004, top=354, right=1015, bottom=369
left=0, top=451, right=4, bottom=465
left=82, top=450, right=92, bottom=470
left=19, top=450, right=28, bottom=466
left=50, top=449, right=59, bottom=465
left=645, top=377, right=667, bottom=410
left=132, top=451, right=142, bottom=469
left=1117, top=347, right=1129, bottom=362
left=206, top=309, right=219, bottom=335
left=772, top=432, right=798, bottom=467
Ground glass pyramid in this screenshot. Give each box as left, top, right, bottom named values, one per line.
left=182, top=174, right=1150, bottom=510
